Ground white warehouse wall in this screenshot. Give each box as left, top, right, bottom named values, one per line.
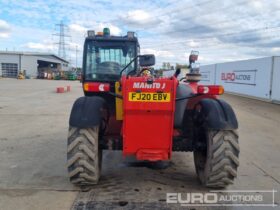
left=200, top=56, right=280, bottom=103
left=21, top=55, right=38, bottom=77
left=199, top=64, right=216, bottom=85
left=0, top=54, right=20, bottom=63
left=271, top=57, right=280, bottom=103
left=215, top=57, right=272, bottom=100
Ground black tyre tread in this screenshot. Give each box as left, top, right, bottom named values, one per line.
left=67, top=126, right=101, bottom=185
left=206, top=130, right=239, bottom=188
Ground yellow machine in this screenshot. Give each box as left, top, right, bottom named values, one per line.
left=17, top=71, right=25, bottom=79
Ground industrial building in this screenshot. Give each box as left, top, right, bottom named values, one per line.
left=0, top=51, right=69, bottom=78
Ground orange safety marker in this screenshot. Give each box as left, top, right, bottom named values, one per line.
left=56, top=87, right=64, bottom=93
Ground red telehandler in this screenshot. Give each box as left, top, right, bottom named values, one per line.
left=67, top=28, right=239, bottom=188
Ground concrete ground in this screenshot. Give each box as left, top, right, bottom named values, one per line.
left=0, top=78, right=279, bottom=210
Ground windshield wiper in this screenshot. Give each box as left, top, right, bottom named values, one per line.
left=119, top=56, right=139, bottom=77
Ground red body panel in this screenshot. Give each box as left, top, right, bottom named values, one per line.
left=122, top=76, right=178, bottom=161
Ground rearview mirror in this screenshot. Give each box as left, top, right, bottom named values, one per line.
left=174, top=68, right=181, bottom=78
left=139, top=54, right=155, bottom=67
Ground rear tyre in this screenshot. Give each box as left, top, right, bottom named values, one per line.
left=67, top=126, right=102, bottom=185
left=194, top=130, right=239, bottom=188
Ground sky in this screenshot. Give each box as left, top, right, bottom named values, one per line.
left=1, top=0, right=280, bottom=68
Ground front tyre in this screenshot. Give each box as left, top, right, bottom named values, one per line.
left=194, top=130, right=239, bottom=188
left=67, top=126, right=102, bottom=185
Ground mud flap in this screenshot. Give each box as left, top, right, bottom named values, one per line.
left=194, top=98, right=238, bottom=130
left=69, top=96, right=106, bottom=128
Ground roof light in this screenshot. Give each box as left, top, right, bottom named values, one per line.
left=127, top=31, right=135, bottom=38
left=97, top=32, right=103, bottom=36
left=87, top=30, right=95, bottom=37
left=197, top=85, right=224, bottom=95
left=103, top=28, right=110, bottom=36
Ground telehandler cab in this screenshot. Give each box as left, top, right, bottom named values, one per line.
left=67, top=28, right=239, bottom=188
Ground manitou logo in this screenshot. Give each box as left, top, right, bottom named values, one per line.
left=133, top=82, right=166, bottom=89
left=221, top=70, right=257, bottom=85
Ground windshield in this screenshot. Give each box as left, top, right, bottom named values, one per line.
left=84, top=41, right=136, bottom=81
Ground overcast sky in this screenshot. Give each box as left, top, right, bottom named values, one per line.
left=0, top=0, right=280, bottom=67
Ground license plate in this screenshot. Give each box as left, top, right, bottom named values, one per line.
left=128, top=92, right=170, bottom=102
